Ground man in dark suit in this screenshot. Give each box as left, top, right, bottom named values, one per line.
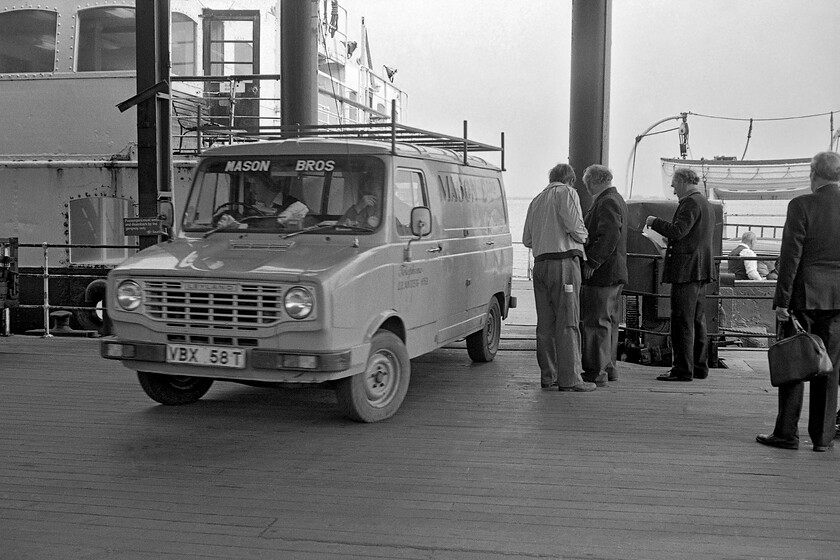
left=757, top=151, right=840, bottom=452
left=645, top=167, right=716, bottom=381
left=580, top=165, right=628, bottom=386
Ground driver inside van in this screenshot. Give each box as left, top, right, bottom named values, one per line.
left=338, top=179, right=380, bottom=229
left=217, top=180, right=308, bottom=228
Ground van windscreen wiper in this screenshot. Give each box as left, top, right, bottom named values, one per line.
left=281, top=221, right=338, bottom=239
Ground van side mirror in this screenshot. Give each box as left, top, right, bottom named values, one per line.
left=410, top=206, right=432, bottom=237
left=158, top=200, right=174, bottom=229
left=157, top=194, right=175, bottom=240
left=404, top=207, right=432, bottom=262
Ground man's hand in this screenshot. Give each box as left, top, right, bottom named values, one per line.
left=582, top=262, right=595, bottom=280
left=645, top=216, right=656, bottom=227
left=216, top=214, right=240, bottom=228
left=776, top=307, right=791, bottom=322
left=358, top=194, right=377, bottom=209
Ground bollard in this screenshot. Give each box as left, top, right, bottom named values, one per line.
left=49, top=310, right=74, bottom=334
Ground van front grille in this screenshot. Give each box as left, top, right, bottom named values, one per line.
left=142, top=280, right=284, bottom=329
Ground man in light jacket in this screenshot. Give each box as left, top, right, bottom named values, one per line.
left=523, top=163, right=594, bottom=392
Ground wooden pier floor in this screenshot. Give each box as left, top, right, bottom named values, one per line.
left=1, top=282, right=838, bottom=559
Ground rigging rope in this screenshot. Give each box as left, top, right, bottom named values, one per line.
left=687, top=109, right=840, bottom=122
left=740, top=118, right=753, bottom=160
left=317, top=19, right=345, bottom=125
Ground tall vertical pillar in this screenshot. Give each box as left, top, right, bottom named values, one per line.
left=135, top=0, right=171, bottom=249
left=569, top=0, right=612, bottom=211
left=281, top=0, right=319, bottom=127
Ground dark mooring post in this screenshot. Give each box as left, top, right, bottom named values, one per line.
left=281, top=0, right=319, bottom=126
left=135, top=0, right=171, bottom=249
left=569, top=0, right=612, bottom=212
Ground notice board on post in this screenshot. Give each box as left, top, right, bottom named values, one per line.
left=123, top=217, right=164, bottom=237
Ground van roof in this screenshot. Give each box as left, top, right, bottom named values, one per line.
left=201, top=122, right=505, bottom=171
left=203, top=138, right=499, bottom=170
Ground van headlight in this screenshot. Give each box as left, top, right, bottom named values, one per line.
left=284, top=286, right=313, bottom=319
left=116, top=280, right=143, bottom=311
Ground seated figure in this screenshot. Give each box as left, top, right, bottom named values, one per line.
left=727, top=231, right=763, bottom=280
left=217, top=181, right=308, bottom=228
left=338, top=181, right=380, bottom=229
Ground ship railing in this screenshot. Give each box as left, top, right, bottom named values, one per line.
left=169, top=72, right=408, bottom=155
left=5, top=242, right=139, bottom=338
left=724, top=222, right=784, bottom=240
left=622, top=252, right=780, bottom=353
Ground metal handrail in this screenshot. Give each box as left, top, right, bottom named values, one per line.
left=12, top=242, right=139, bottom=337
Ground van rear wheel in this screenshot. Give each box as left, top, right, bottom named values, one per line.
left=137, top=372, right=214, bottom=405
left=336, top=330, right=410, bottom=422
left=466, top=297, right=501, bottom=362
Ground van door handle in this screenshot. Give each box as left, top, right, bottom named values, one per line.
left=427, top=245, right=442, bottom=253
left=486, top=240, right=495, bottom=246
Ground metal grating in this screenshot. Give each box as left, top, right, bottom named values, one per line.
left=143, top=280, right=284, bottom=328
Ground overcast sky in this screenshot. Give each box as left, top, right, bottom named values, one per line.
left=340, top=0, right=840, bottom=200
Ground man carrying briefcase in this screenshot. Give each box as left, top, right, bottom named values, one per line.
left=756, top=151, right=840, bottom=452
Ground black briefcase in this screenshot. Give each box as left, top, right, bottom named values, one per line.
left=768, top=317, right=833, bottom=387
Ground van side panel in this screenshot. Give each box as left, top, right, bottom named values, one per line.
left=434, top=167, right=512, bottom=343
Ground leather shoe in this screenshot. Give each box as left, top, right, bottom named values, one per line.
left=541, top=382, right=558, bottom=389
left=755, top=434, right=799, bottom=450
left=693, top=372, right=708, bottom=380
left=656, top=374, right=692, bottom=382
left=814, top=443, right=833, bottom=452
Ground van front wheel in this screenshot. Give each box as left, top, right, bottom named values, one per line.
left=466, top=297, right=501, bottom=362
left=137, top=372, right=214, bottom=405
left=336, top=330, right=410, bottom=422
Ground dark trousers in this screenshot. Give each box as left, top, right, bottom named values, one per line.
left=669, top=281, right=709, bottom=379
left=581, top=284, right=623, bottom=379
left=774, top=310, right=840, bottom=447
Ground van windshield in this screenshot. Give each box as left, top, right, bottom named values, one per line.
left=182, top=155, right=386, bottom=234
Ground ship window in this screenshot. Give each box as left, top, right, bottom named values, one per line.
left=203, top=11, right=259, bottom=75
left=172, top=12, right=197, bottom=76
left=0, top=9, right=58, bottom=73
left=68, top=196, right=136, bottom=264
left=77, top=7, right=137, bottom=72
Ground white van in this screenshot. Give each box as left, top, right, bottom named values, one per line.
left=101, top=125, right=516, bottom=421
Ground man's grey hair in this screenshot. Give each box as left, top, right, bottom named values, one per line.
left=741, top=230, right=756, bottom=245
left=811, top=151, right=840, bottom=182
left=583, top=164, right=613, bottom=186
left=673, top=167, right=700, bottom=185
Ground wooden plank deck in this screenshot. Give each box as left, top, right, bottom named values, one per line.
left=1, top=282, right=838, bottom=559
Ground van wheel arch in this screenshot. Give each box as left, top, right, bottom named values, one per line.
left=466, top=295, right=502, bottom=362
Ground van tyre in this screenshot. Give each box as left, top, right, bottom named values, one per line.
left=336, top=330, right=410, bottom=422
left=466, top=297, right=501, bottom=362
left=137, top=372, right=214, bottom=405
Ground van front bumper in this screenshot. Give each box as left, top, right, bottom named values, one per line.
left=100, top=338, right=356, bottom=382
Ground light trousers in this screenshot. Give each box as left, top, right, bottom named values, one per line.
left=532, top=258, right=584, bottom=388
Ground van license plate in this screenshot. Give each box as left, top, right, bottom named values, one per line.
left=166, top=344, right=245, bottom=369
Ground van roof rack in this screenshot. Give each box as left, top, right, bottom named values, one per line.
left=245, top=101, right=505, bottom=170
